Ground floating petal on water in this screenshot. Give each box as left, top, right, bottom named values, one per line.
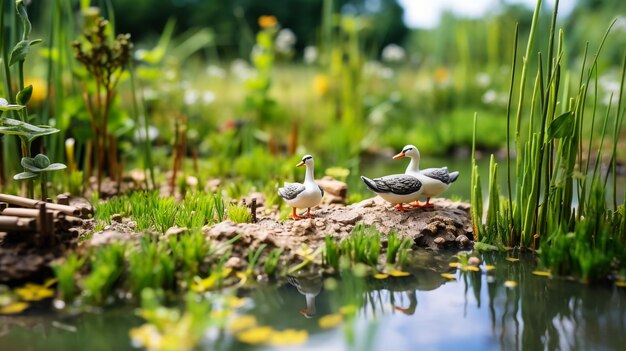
left=505, top=257, right=520, bottom=262
left=484, top=265, right=496, bottom=271
left=339, top=304, right=357, bottom=316
left=388, top=270, right=410, bottom=277
left=319, top=314, right=343, bottom=329
left=374, top=273, right=388, bottom=280
left=237, top=326, right=274, bottom=345
left=15, top=284, right=55, bottom=301
left=269, top=329, right=308, bottom=346
left=504, top=280, right=518, bottom=288
left=532, top=271, right=551, bottom=277
left=448, top=262, right=461, bottom=268
left=465, top=266, right=480, bottom=272
left=0, top=302, right=29, bottom=314
left=615, top=281, right=626, bottom=288
left=229, top=315, right=257, bottom=333
left=441, top=273, right=456, bottom=280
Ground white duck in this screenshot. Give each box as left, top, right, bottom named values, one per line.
left=393, top=144, right=459, bottom=207
left=361, top=173, right=423, bottom=211
left=278, top=155, right=324, bottom=220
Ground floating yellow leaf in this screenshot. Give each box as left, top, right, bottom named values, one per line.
left=484, top=265, right=496, bottom=271
left=269, top=329, right=308, bottom=346
left=129, top=325, right=162, bottom=350
left=0, top=302, right=29, bottom=314
left=615, top=281, right=626, bottom=288
left=229, top=315, right=257, bottom=333
left=374, top=273, right=388, bottom=279
left=504, top=280, right=518, bottom=288
left=505, top=257, right=519, bottom=262
left=43, top=278, right=58, bottom=288
left=465, top=266, right=480, bottom=272
left=441, top=273, right=456, bottom=280
left=532, top=271, right=551, bottom=277
left=388, top=270, right=410, bottom=277
left=227, top=296, right=248, bottom=309
left=318, top=314, right=343, bottom=329
left=448, top=262, right=461, bottom=268
left=339, top=304, right=357, bottom=316
left=15, top=283, right=55, bottom=301
left=237, top=326, right=274, bottom=345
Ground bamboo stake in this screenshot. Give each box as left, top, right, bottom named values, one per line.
left=1, top=207, right=63, bottom=219
left=0, top=194, right=80, bottom=216
left=0, top=216, right=36, bottom=231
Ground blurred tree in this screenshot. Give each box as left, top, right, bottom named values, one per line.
left=109, top=0, right=408, bottom=58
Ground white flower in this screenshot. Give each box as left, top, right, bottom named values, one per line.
left=475, top=73, right=491, bottom=87
left=482, top=90, right=497, bottom=105
left=206, top=65, right=226, bottom=78
left=184, top=90, right=199, bottom=105
left=276, top=28, right=297, bottom=55
left=303, top=46, right=318, bottom=64
left=230, top=59, right=254, bottom=81
left=381, top=44, right=406, bottom=63
left=202, top=91, right=216, bottom=105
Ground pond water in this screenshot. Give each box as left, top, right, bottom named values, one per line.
left=2, top=250, right=625, bottom=351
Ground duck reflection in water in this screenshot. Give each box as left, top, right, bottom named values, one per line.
left=287, top=275, right=323, bottom=318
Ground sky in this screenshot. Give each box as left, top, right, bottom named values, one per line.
left=398, top=0, right=577, bottom=28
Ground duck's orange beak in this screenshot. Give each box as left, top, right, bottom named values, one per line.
left=392, top=152, right=405, bottom=160
left=296, top=161, right=305, bottom=167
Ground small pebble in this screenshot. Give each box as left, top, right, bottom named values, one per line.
left=468, top=256, right=481, bottom=266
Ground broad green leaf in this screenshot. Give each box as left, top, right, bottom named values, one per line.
left=21, top=157, right=42, bottom=172
left=43, top=163, right=67, bottom=172
left=0, top=98, right=25, bottom=111
left=547, top=111, right=574, bottom=140
left=9, top=39, right=43, bottom=66
left=16, top=85, right=33, bottom=105
left=0, top=118, right=59, bottom=142
left=13, top=171, right=39, bottom=180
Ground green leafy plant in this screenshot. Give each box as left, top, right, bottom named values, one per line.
left=14, top=153, right=66, bottom=200
left=226, top=203, right=252, bottom=224
left=51, top=254, right=85, bottom=303
left=72, top=15, right=132, bottom=193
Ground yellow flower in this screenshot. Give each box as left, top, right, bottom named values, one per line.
left=319, top=314, right=343, bottom=329
left=229, top=315, right=257, bottom=333
left=269, top=329, right=308, bottom=346
left=237, top=326, right=274, bottom=345
left=616, top=281, right=626, bottom=288
left=484, top=265, right=496, bottom=271
left=464, top=266, right=480, bottom=272
left=24, top=77, right=47, bottom=107
left=434, top=67, right=449, bottom=83
left=258, top=15, right=278, bottom=29
left=0, top=302, right=29, bottom=314
left=448, top=262, right=460, bottom=268
left=313, top=74, right=330, bottom=96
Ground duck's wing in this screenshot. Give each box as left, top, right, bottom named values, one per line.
left=318, top=185, right=325, bottom=197
left=421, top=167, right=458, bottom=184
left=278, top=182, right=306, bottom=200
left=361, top=174, right=422, bottom=195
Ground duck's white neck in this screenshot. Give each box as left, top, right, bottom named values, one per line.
left=406, top=156, right=420, bottom=174
left=304, top=164, right=315, bottom=183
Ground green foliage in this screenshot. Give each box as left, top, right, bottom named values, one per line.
left=264, top=248, right=284, bottom=276
left=226, top=204, right=252, bottom=224
left=471, top=1, right=626, bottom=281
left=127, top=235, right=176, bottom=295
left=51, top=254, right=85, bottom=302
left=81, top=243, right=126, bottom=304
left=385, top=231, right=412, bottom=265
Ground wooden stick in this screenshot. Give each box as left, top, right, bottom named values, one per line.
left=1, top=208, right=63, bottom=219
left=57, top=195, right=70, bottom=206
left=0, top=194, right=81, bottom=216
left=0, top=216, right=36, bottom=231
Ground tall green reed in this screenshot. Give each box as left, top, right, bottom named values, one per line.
left=472, top=0, right=626, bottom=280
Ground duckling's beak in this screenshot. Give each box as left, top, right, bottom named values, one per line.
left=296, top=161, right=305, bottom=167
left=392, top=152, right=406, bottom=160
